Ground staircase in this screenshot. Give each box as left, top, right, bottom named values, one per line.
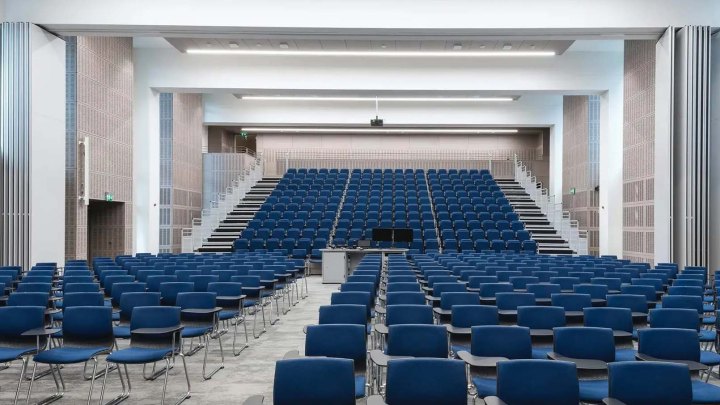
left=197, top=176, right=281, bottom=253
left=496, top=179, right=575, bottom=255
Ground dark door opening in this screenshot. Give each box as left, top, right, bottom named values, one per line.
left=87, top=200, right=126, bottom=262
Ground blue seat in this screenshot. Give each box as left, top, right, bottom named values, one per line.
left=0, top=306, right=46, bottom=402
left=379, top=358, right=467, bottom=405
left=29, top=307, right=114, bottom=403
left=605, top=361, right=693, bottom=405
left=271, top=358, right=356, bottom=405
left=305, top=324, right=367, bottom=398
left=484, top=359, right=579, bottom=405
left=103, top=306, right=190, bottom=404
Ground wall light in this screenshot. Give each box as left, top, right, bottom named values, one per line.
left=240, top=96, right=516, bottom=102
left=186, top=49, right=555, bottom=57
left=241, top=127, right=518, bottom=134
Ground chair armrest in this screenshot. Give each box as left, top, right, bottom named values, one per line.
left=635, top=353, right=708, bottom=371
left=217, top=295, right=246, bottom=301
left=181, top=307, right=223, bottom=315
left=529, top=329, right=553, bottom=337
left=432, top=307, right=451, bottom=316
left=603, top=399, right=628, bottom=405
left=302, top=325, right=309, bottom=334
left=366, top=395, right=387, bottom=405
left=547, top=352, right=608, bottom=370
left=425, top=295, right=440, bottom=302
left=131, top=326, right=184, bottom=335
left=22, top=327, right=61, bottom=336
left=445, top=325, right=472, bottom=335
left=457, top=351, right=508, bottom=367
left=283, top=350, right=300, bottom=360
left=243, top=395, right=264, bottom=405
left=369, top=349, right=411, bottom=367
left=243, top=286, right=265, bottom=292
left=374, top=324, right=389, bottom=335
left=484, top=396, right=509, bottom=405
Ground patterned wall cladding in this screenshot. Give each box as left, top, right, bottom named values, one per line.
left=562, top=96, right=600, bottom=256
left=65, top=36, right=133, bottom=261
left=622, top=40, right=655, bottom=264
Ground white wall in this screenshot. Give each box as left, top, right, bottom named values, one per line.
left=29, top=24, right=65, bottom=265
left=709, top=33, right=720, bottom=270
left=5, top=0, right=718, bottom=35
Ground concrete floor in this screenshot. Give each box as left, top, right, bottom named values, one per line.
left=0, top=276, right=335, bottom=405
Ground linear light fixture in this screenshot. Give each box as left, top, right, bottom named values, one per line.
left=240, top=95, right=516, bottom=102
left=186, top=49, right=555, bottom=57
left=241, top=127, right=518, bottom=134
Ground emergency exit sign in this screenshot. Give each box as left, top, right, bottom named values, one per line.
left=105, top=192, right=114, bottom=202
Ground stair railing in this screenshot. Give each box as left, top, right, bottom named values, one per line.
left=181, top=152, right=264, bottom=252
left=513, top=155, right=588, bottom=255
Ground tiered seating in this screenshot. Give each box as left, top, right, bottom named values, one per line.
left=0, top=251, right=310, bottom=404
left=264, top=251, right=720, bottom=404
left=427, top=169, right=536, bottom=253
left=338, top=169, right=433, bottom=252
left=233, top=168, right=349, bottom=259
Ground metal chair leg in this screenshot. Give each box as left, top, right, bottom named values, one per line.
left=14, top=357, right=28, bottom=405
left=98, top=361, right=130, bottom=405
left=232, top=314, right=249, bottom=356
left=201, top=333, right=225, bottom=380
left=27, top=362, right=64, bottom=405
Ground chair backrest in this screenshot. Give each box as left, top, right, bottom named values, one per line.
left=63, top=306, right=114, bottom=348
left=517, top=306, right=566, bottom=329
left=111, top=282, right=147, bottom=306
left=176, top=292, right=216, bottom=310
left=386, top=291, right=426, bottom=306
left=451, top=305, right=499, bottom=328
left=189, top=275, right=220, bottom=292
left=606, top=294, right=649, bottom=314
left=553, top=327, right=615, bottom=362
left=470, top=325, right=532, bottom=359
left=526, top=283, right=561, bottom=299
left=649, top=308, right=700, bottom=330
left=607, top=361, right=693, bottom=405
left=495, top=360, right=579, bottom=405
left=573, top=284, right=608, bottom=299
left=386, top=305, right=434, bottom=326
left=440, top=292, right=480, bottom=310
left=385, top=359, right=468, bottom=405
left=330, top=292, right=372, bottom=318
left=305, top=324, right=366, bottom=367
left=550, top=293, right=592, bottom=311
left=0, top=306, right=46, bottom=348
left=386, top=325, right=448, bottom=358
left=15, top=283, right=52, bottom=293
left=273, top=358, right=356, bottom=405
left=63, top=292, right=105, bottom=307
left=583, top=307, right=633, bottom=332
left=146, top=275, right=178, bottom=292
left=159, top=282, right=194, bottom=306
left=318, top=304, right=366, bottom=325
left=637, top=328, right=700, bottom=361
left=129, top=306, right=182, bottom=350
left=495, top=292, right=536, bottom=310
left=7, top=292, right=48, bottom=307
left=119, top=292, right=161, bottom=323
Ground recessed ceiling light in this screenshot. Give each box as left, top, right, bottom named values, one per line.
left=453, top=43, right=463, bottom=50
left=205, top=42, right=213, bottom=47
left=255, top=43, right=262, bottom=47
left=502, top=44, right=513, bottom=50
left=479, top=44, right=486, bottom=49
left=279, top=42, right=289, bottom=49
left=240, top=95, right=517, bottom=102
left=241, top=127, right=518, bottom=134
left=380, top=44, right=388, bottom=49
left=530, top=44, right=536, bottom=50
left=228, top=41, right=239, bottom=49
left=185, top=49, right=555, bottom=57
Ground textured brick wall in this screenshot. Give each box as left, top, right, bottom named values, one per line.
left=562, top=96, right=600, bottom=255
left=65, top=36, right=133, bottom=261
left=623, top=40, right=656, bottom=264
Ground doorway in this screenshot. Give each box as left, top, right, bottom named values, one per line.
left=87, top=200, right=127, bottom=262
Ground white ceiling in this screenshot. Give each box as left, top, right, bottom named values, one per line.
left=165, top=37, right=574, bottom=54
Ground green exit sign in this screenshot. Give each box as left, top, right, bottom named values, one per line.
left=105, top=192, right=114, bottom=202
left=569, top=188, right=576, bottom=195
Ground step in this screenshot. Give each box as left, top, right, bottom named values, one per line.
left=197, top=246, right=233, bottom=253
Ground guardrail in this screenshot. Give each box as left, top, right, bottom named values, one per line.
left=513, top=155, right=588, bottom=256
left=182, top=152, right=264, bottom=253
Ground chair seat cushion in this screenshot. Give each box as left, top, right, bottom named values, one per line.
left=243, top=299, right=257, bottom=307
left=219, top=310, right=239, bottom=321
left=692, top=380, right=720, bottom=404
left=703, top=316, right=716, bottom=325
left=701, top=350, right=720, bottom=366
left=531, top=346, right=552, bottom=359
left=700, top=329, right=716, bottom=342
left=113, top=326, right=131, bottom=339
left=451, top=345, right=470, bottom=355
left=355, top=375, right=366, bottom=398
left=578, top=379, right=609, bottom=402
left=34, top=347, right=109, bottom=364
left=52, top=312, right=64, bottom=321
left=472, top=377, right=497, bottom=397
left=0, top=346, right=36, bottom=363
left=182, top=326, right=211, bottom=338
left=107, top=347, right=173, bottom=364
left=703, top=304, right=714, bottom=312
left=112, top=312, right=120, bottom=322
left=614, top=348, right=637, bottom=362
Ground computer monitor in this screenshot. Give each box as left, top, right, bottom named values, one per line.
left=393, top=228, right=413, bottom=243
left=372, top=228, right=393, bottom=242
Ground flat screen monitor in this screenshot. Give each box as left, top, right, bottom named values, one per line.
left=393, top=228, right=414, bottom=243
left=372, top=228, right=393, bottom=242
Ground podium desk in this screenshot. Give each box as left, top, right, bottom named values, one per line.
left=321, top=248, right=408, bottom=284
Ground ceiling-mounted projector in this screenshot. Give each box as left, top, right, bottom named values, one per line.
left=370, top=116, right=384, bottom=127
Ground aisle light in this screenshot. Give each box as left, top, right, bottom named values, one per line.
left=240, top=127, right=518, bottom=134
left=186, top=49, right=555, bottom=57
left=240, top=96, right=516, bottom=102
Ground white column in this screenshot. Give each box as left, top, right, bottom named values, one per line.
left=599, top=85, right=625, bottom=257
left=710, top=33, right=720, bottom=270
left=132, top=68, right=161, bottom=254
